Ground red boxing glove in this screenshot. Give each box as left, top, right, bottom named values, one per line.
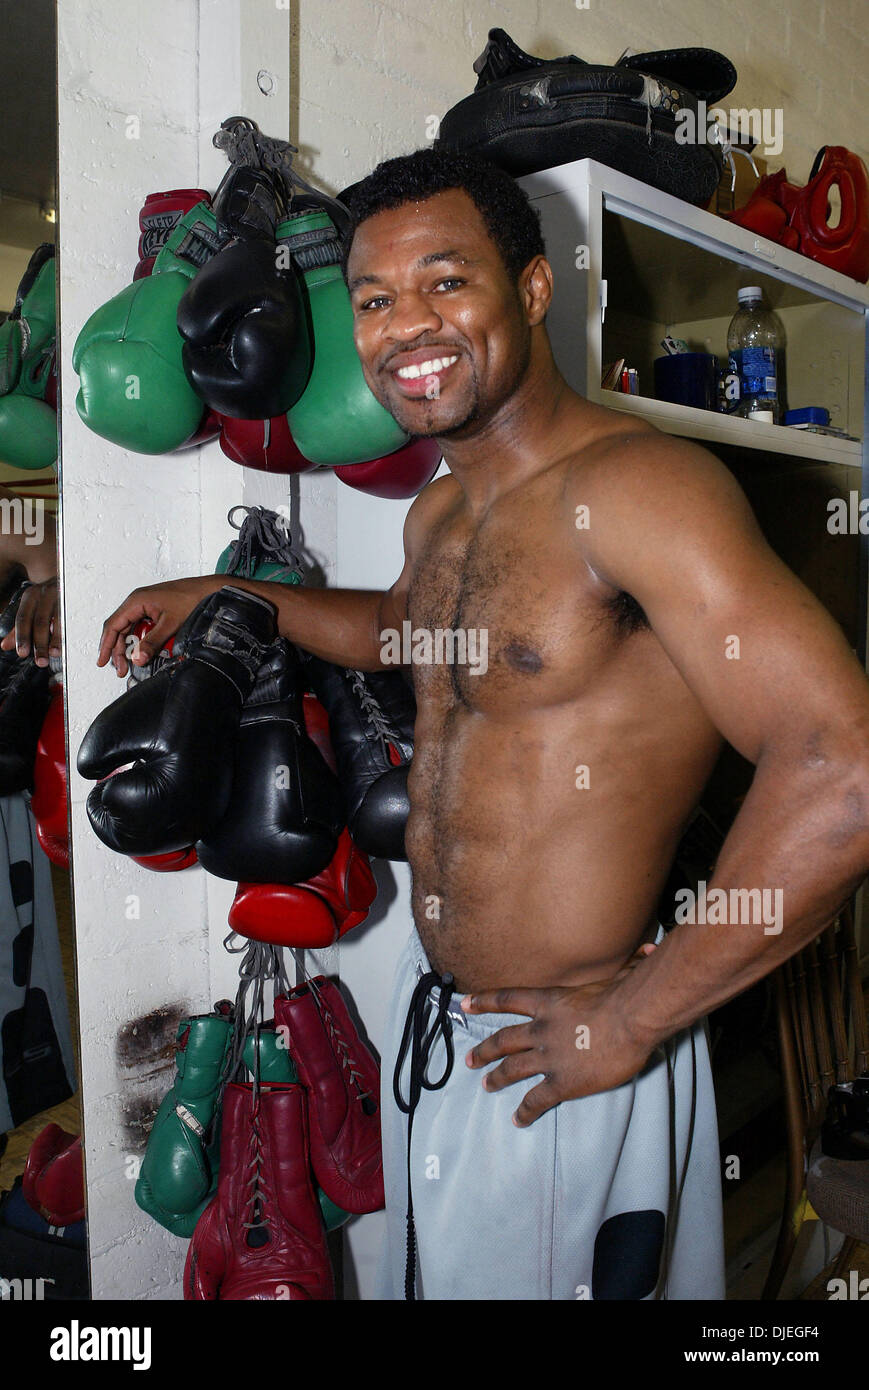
left=31, top=684, right=68, bottom=869
left=334, top=435, right=441, bottom=500
left=131, top=847, right=198, bottom=872
left=22, top=1124, right=85, bottom=1226
left=217, top=412, right=317, bottom=475
left=228, top=827, right=377, bottom=949
left=134, top=188, right=213, bottom=280
left=184, top=1082, right=333, bottom=1300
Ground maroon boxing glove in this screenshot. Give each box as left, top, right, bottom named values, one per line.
left=31, top=684, right=68, bottom=869
left=334, top=435, right=441, bottom=500
left=184, top=1082, right=334, bottom=1300
left=217, top=412, right=317, bottom=475
left=22, top=1124, right=85, bottom=1226
left=274, top=977, right=384, bottom=1215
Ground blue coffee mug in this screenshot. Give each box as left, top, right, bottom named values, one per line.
left=654, top=352, right=719, bottom=410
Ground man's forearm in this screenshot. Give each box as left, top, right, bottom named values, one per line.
left=209, top=575, right=391, bottom=671
left=620, top=747, right=869, bottom=1050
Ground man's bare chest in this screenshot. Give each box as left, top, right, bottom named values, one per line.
left=406, top=511, right=644, bottom=712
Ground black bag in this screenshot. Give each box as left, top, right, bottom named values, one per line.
left=436, top=29, right=737, bottom=206
left=0, top=1177, right=88, bottom=1300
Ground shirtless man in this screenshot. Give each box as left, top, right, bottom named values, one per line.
left=97, top=150, right=869, bottom=1300
left=0, top=481, right=60, bottom=662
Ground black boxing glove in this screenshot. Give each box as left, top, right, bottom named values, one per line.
left=300, top=656, right=416, bottom=861
left=77, top=586, right=277, bottom=855
left=196, top=640, right=344, bottom=884
left=0, top=578, right=30, bottom=698
left=177, top=166, right=311, bottom=419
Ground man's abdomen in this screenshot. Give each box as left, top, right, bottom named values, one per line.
left=405, top=705, right=720, bottom=993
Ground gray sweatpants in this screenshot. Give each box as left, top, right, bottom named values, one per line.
left=376, top=926, right=725, bottom=1301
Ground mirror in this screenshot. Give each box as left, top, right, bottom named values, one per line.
left=0, top=0, right=87, bottom=1301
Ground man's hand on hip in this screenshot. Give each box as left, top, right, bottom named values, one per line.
left=461, top=943, right=657, bottom=1127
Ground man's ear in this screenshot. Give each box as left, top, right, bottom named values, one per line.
left=521, top=255, right=553, bottom=327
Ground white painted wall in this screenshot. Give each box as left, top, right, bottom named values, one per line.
left=57, top=0, right=869, bottom=1300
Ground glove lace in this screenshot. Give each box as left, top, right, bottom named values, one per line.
left=348, top=670, right=405, bottom=762
left=243, top=1109, right=274, bottom=1238
left=223, top=504, right=303, bottom=584
left=308, top=979, right=374, bottom=1110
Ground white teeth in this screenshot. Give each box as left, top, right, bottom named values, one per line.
left=396, top=355, right=458, bottom=380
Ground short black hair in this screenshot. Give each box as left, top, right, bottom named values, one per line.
left=339, top=146, right=546, bottom=284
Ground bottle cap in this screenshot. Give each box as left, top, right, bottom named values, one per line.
left=738, top=286, right=763, bottom=303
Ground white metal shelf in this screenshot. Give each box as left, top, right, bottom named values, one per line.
left=521, top=158, right=868, bottom=475
left=599, top=390, right=862, bottom=468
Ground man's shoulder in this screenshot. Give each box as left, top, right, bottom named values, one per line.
left=564, top=415, right=740, bottom=514
left=402, top=470, right=461, bottom=556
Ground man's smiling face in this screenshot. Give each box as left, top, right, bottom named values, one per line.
left=346, top=187, right=533, bottom=439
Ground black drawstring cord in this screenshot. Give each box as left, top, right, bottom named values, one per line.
left=392, top=969, right=456, bottom=1300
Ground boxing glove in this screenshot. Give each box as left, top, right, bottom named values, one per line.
left=113, top=622, right=198, bottom=871
left=0, top=580, right=30, bottom=699
left=134, top=188, right=212, bottom=280
left=274, top=977, right=384, bottom=1215
left=196, top=639, right=344, bottom=884
left=177, top=166, right=311, bottom=419
left=285, top=208, right=408, bottom=465
left=217, top=411, right=316, bottom=475
left=241, top=1027, right=351, bottom=1233
left=301, top=656, right=416, bottom=860
left=0, top=244, right=58, bottom=471
left=130, top=847, right=199, bottom=873
left=78, top=586, right=277, bottom=856
left=73, top=200, right=220, bottom=453
left=184, top=1082, right=334, bottom=1300
left=0, top=653, right=54, bottom=794
left=228, top=826, right=377, bottom=949
left=31, top=683, right=68, bottom=868
left=335, top=435, right=442, bottom=500
left=214, top=504, right=304, bottom=587
left=135, top=1008, right=232, bottom=1238
left=22, top=1125, right=84, bottom=1226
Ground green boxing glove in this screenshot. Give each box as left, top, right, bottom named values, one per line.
left=0, top=245, right=59, bottom=471
left=0, top=393, right=58, bottom=472
left=284, top=210, right=407, bottom=466
left=215, top=503, right=304, bottom=587
left=134, top=1009, right=232, bottom=1238
left=73, top=201, right=221, bottom=454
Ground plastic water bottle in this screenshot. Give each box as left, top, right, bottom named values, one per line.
left=726, top=287, right=785, bottom=423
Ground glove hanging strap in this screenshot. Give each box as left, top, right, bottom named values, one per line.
left=212, top=115, right=351, bottom=235
left=215, top=934, right=293, bottom=1124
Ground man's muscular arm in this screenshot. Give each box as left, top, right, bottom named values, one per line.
left=576, top=436, right=869, bottom=1039
left=465, top=434, right=869, bottom=1124
left=97, top=487, right=434, bottom=676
